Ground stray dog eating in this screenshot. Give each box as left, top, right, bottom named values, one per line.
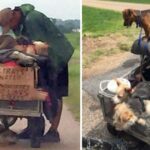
left=122, top=9, right=150, bottom=40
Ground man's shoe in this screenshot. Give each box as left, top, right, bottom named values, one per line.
left=42, top=129, right=60, bottom=142
left=17, top=127, right=31, bottom=139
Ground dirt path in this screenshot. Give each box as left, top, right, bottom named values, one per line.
left=83, top=0, right=150, bottom=11
left=0, top=103, right=80, bottom=150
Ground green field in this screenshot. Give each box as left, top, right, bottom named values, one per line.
left=65, top=32, right=80, bottom=121
left=83, top=6, right=124, bottom=37
left=83, top=7, right=140, bottom=68
left=100, top=0, right=150, bottom=4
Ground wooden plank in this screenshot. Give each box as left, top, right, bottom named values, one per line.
left=0, top=101, right=43, bottom=117
left=0, top=109, right=41, bottom=117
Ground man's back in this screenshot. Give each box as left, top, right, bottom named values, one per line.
left=16, top=4, right=74, bottom=73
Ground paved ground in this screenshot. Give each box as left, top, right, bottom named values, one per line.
left=83, top=54, right=140, bottom=100
left=0, top=104, right=80, bottom=150
left=83, top=0, right=150, bottom=11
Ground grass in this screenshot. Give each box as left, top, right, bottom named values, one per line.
left=65, top=32, right=80, bottom=60
left=64, top=32, right=80, bottom=121
left=99, top=0, right=150, bottom=4
left=83, top=7, right=140, bottom=68
left=83, top=6, right=124, bottom=37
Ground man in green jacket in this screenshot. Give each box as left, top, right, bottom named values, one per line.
left=2, top=4, right=74, bottom=147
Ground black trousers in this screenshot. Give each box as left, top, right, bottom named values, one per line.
left=28, top=116, right=45, bottom=138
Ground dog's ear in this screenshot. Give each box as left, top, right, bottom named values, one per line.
left=127, top=9, right=133, bottom=17
left=123, top=9, right=133, bottom=17
left=122, top=9, right=130, bottom=19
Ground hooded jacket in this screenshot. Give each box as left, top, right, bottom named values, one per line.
left=13, top=4, right=74, bottom=116
left=14, top=4, right=74, bottom=74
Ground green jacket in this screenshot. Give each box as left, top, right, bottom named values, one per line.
left=14, top=4, right=74, bottom=73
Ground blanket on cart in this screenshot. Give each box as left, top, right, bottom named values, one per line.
left=0, top=49, right=48, bottom=66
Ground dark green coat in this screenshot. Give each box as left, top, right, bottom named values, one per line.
left=14, top=4, right=74, bottom=73
left=13, top=4, right=74, bottom=116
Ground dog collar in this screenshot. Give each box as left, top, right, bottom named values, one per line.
left=135, top=10, right=142, bottom=28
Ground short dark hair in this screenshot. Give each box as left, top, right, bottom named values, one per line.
left=16, top=36, right=33, bottom=45
left=13, top=6, right=24, bottom=18
left=13, top=7, right=24, bottom=29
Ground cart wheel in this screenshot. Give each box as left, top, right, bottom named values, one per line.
left=107, top=123, right=124, bottom=136
left=0, top=116, right=17, bottom=128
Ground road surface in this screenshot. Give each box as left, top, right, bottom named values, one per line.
left=0, top=104, right=80, bottom=150
left=83, top=54, right=140, bottom=100
left=83, top=0, right=150, bottom=12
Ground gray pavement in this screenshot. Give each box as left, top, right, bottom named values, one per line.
left=83, top=54, right=140, bottom=100
left=0, top=104, right=80, bottom=150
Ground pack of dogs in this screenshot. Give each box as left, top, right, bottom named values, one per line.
left=105, top=8, right=150, bottom=132
left=108, top=78, right=150, bottom=131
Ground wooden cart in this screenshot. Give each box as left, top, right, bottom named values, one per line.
left=0, top=65, right=47, bottom=127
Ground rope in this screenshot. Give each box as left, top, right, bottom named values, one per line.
left=136, top=10, right=142, bottom=28
left=138, top=27, right=143, bottom=47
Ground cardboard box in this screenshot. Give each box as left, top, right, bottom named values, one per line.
left=0, top=66, right=47, bottom=101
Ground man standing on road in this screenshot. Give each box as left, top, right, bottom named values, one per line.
left=0, top=4, right=74, bottom=147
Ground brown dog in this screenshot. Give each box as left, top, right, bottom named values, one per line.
left=122, top=9, right=150, bottom=40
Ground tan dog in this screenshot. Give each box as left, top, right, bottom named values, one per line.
left=107, top=78, right=131, bottom=104
left=114, top=78, right=131, bottom=98
left=0, top=35, right=49, bottom=56
left=113, top=102, right=146, bottom=131
left=122, top=9, right=150, bottom=40
left=33, top=41, right=49, bottom=56
left=23, top=41, right=49, bottom=56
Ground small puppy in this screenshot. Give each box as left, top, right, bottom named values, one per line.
left=33, top=41, right=49, bottom=56
left=122, top=9, right=150, bottom=40
left=0, top=35, right=49, bottom=56
left=113, top=81, right=150, bottom=131
left=15, top=36, right=49, bottom=56
left=107, top=78, right=131, bottom=104
left=113, top=102, right=146, bottom=131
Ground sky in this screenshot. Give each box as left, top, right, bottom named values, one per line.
left=0, top=0, right=80, bottom=20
